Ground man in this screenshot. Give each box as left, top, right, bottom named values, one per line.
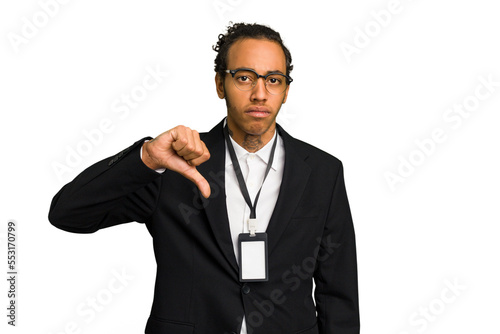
left=49, top=22, right=360, bottom=334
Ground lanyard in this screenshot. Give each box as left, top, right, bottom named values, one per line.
left=224, top=125, right=278, bottom=235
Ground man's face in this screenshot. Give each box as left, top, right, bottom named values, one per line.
left=216, top=38, right=290, bottom=144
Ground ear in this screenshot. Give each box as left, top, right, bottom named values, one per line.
left=215, top=73, right=225, bottom=99
left=282, top=84, right=290, bottom=104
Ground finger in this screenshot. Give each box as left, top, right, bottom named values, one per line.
left=187, top=141, right=210, bottom=167
left=171, top=127, right=195, bottom=156
left=182, top=131, right=204, bottom=161
left=175, top=129, right=204, bottom=161
left=182, top=167, right=211, bottom=199
left=174, top=128, right=195, bottom=156
left=170, top=127, right=189, bottom=153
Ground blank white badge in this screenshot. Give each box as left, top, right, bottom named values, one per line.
left=238, top=233, right=268, bottom=282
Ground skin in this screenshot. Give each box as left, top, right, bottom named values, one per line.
left=142, top=38, right=290, bottom=198
left=215, top=38, right=290, bottom=152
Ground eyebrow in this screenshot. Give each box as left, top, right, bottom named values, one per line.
left=235, top=67, right=285, bottom=75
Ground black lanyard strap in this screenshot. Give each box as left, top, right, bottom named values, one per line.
left=224, top=124, right=278, bottom=219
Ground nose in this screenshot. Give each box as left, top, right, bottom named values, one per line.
left=250, top=77, right=268, bottom=101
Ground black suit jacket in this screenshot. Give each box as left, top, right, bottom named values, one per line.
left=49, top=119, right=360, bottom=334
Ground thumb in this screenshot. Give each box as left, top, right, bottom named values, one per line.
left=182, top=167, right=211, bottom=199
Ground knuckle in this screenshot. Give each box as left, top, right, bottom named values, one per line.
left=189, top=160, right=200, bottom=167
left=175, top=125, right=188, bottom=136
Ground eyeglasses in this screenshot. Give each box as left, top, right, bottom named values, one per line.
left=225, top=68, right=293, bottom=95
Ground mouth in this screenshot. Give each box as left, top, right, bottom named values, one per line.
left=245, top=107, right=271, bottom=118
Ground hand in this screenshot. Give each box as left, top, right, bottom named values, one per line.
left=142, top=125, right=211, bottom=198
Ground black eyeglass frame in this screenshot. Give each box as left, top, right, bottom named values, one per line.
left=224, top=68, right=293, bottom=95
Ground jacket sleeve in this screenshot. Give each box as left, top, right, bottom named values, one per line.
left=48, top=137, right=163, bottom=233
left=314, top=162, right=360, bottom=333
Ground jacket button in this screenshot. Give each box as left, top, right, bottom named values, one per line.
left=241, top=284, right=250, bottom=295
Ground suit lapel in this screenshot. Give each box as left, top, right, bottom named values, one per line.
left=266, top=125, right=311, bottom=255
left=197, top=120, right=239, bottom=276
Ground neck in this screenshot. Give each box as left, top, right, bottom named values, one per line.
left=226, top=122, right=276, bottom=153
left=241, top=133, right=265, bottom=153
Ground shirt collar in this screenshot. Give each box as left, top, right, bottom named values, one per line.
left=225, top=129, right=281, bottom=171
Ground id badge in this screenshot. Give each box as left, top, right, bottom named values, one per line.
left=238, top=233, right=268, bottom=282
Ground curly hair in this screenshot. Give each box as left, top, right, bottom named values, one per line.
left=213, top=22, right=293, bottom=78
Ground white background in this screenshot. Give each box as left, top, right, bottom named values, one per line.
left=1, top=0, right=499, bottom=333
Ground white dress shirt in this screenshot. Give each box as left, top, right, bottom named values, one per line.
left=224, top=130, right=285, bottom=260
left=224, top=129, right=285, bottom=334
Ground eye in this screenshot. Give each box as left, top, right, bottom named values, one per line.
left=267, top=76, right=283, bottom=85
left=235, top=71, right=255, bottom=84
